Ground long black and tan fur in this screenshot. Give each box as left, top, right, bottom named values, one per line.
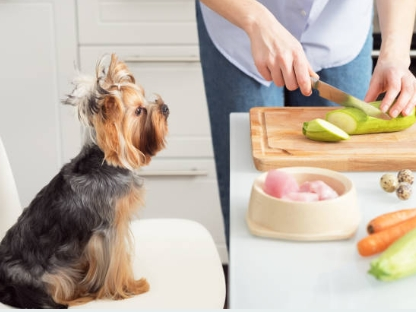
left=0, top=54, right=169, bottom=308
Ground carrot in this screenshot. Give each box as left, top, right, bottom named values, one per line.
left=358, top=215, right=416, bottom=257
left=367, top=208, right=416, bottom=234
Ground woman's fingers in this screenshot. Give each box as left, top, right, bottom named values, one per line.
left=267, top=49, right=314, bottom=96
left=389, top=74, right=416, bottom=116
left=366, top=61, right=416, bottom=117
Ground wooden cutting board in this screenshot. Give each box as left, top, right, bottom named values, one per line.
left=250, top=107, right=416, bottom=172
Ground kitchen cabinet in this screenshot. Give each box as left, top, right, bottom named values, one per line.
left=0, top=0, right=80, bottom=207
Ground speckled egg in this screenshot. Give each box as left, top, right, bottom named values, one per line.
left=380, top=173, right=399, bottom=193
left=397, top=169, right=414, bottom=185
left=396, top=182, right=412, bottom=200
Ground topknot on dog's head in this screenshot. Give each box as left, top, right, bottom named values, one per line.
left=102, top=54, right=136, bottom=87
left=62, top=54, right=140, bottom=128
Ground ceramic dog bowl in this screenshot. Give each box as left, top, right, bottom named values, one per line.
left=246, top=167, right=360, bottom=241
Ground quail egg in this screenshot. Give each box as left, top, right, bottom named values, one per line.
left=380, top=173, right=399, bottom=193
left=396, top=182, right=412, bottom=200
left=397, top=169, right=414, bottom=185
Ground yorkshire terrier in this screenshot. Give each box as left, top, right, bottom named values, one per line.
left=0, top=54, right=169, bottom=308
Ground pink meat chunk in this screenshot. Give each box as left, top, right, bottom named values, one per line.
left=264, top=170, right=299, bottom=198
left=282, top=192, right=320, bottom=202
left=299, top=180, right=338, bottom=200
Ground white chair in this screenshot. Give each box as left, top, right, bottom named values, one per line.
left=0, top=136, right=21, bottom=241
left=0, top=136, right=226, bottom=309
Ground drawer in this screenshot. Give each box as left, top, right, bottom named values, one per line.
left=77, top=0, right=198, bottom=45
left=79, top=47, right=213, bottom=158
left=137, top=159, right=228, bottom=263
left=138, top=158, right=214, bottom=178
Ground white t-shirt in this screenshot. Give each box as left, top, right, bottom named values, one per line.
left=200, top=0, right=373, bottom=86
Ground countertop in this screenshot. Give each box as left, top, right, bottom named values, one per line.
left=229, top=112, right=416, bottom=309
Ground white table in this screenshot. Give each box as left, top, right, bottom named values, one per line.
left=229, top=113, right=416, bottom=309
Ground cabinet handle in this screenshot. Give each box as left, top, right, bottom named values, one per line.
left=124, top=55, right=200, bottom=63
left=138, top=170, right=209, bottom=177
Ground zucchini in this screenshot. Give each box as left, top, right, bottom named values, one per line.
left=369, top=227, right=416, bottom=281
left=302, top=118, right=350, bottom=142
left=325, top=101, right=416, bottom=135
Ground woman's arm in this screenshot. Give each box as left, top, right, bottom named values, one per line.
left=365, top=0, right=416, bottom=117
left=199, top=0, right=317, bottom=95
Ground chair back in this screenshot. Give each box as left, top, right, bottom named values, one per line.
left=0, top=136, right=22, bottom=240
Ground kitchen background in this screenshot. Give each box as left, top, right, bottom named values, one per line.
left=0, top=0, right=415, bottom=267
left=0, top=0, right=228, bottom=264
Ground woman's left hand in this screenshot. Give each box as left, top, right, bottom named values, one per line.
left=365, top=59, right=416, bottom=118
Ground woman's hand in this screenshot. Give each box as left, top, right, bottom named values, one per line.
left=365, top=59, right=416, bottom=117
left=200, top=0, right=318, bottom=96
left=368, top=0, right=416, bottom=117
left=246, top=10, right=317, bottom=96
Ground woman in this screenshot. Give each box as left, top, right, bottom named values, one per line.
left=196, top=0, right=416, bottom=246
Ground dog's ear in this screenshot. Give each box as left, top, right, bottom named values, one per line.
left=100, top=94, right=122, bottom=122
left=95, top=95, right=122, bottom=159
left=95, top=95, right=145, bottom=169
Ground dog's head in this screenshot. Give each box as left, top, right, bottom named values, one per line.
left=63, top=54, right=169, bottom=169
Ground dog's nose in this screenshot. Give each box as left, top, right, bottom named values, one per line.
left=161, top=104, right=169, bottom=117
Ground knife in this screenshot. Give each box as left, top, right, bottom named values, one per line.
left=310, top=77, right=391, bottom=120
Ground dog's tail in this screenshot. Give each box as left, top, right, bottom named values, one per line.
left=0, top=282, right=68, bottom=309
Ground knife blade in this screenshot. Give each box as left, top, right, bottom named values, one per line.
left=310, top=77, right=391, bottom=120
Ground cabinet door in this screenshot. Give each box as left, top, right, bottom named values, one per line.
left=77, top=0, right=197, bottom=45
left=0, top=0, right=80, bottom=207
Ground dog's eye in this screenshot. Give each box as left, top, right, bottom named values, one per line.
left=135, top=107, right=143, bottom=116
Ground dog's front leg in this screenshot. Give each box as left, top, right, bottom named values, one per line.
left=96, top=226, right=149, bottom=300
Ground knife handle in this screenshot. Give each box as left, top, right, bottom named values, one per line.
left=310, top=76, right=319, bottom=89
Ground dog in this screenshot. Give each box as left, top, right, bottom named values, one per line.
left=0, top=54, right=169, bottom=308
